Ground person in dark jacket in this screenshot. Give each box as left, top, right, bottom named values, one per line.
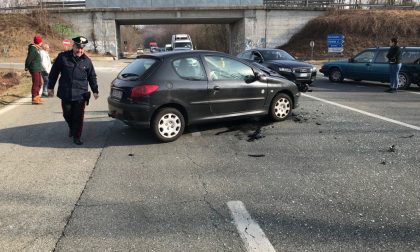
left=47, top=36, right=99, bottom=145
left=25, top=35, right=44, bottom=104
left=385, top=37, right=402, bottom=93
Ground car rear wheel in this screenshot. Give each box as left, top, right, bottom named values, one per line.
left=398, top=72, right=411, bottom=89
left=329, top=68, right=344, bottom=82
left=269, top=93, right=292, bottom=122
left=152, top=108, right=185, bottom=142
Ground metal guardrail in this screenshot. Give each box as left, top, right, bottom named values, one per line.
left=0, top=1, right=86, bottom=11
left=263, top=0, right=419, bottom=8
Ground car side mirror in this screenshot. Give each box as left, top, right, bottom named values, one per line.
left=349, top=58, right=354, bottom=63
left=245, top=74, right=258, bottom=83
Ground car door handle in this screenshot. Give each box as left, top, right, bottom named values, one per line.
left=213, top=86, right=221, bottom=91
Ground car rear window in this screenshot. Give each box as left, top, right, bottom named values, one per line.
left=118, top=58, right=157, bottom=80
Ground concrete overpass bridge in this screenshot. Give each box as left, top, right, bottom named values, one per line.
left=51, top=0, right=324, bottom=57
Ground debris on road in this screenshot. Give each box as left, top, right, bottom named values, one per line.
left=247, top=128, right=265, bottom=142
left=128, top=153, right=134, bottom=157
left=400, top=134, right=414, bottom=139
left=388, top=145, right=396, bottom=153
left=248, top=154, right=266, bottom=158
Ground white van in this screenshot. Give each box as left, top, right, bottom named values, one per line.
left=171, top=34, right=193, bottom=51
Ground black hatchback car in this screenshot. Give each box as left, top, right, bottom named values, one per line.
left=108, top=50, right=300, bottom=142
left=237, top=48, right=317, bottom=91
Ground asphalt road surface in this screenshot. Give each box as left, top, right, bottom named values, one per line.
left=0, top=61, right=419, bottom=251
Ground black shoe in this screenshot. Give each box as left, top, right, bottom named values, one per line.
left=384, top=88, right=395, bottom=93
left=73, top=138, right=83, bottom=145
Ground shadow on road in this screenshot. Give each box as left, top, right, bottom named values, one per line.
left=0, top=113, right=306, bottom=148
left=0, top=120, right=156, bottom=148
left=315, top=79, right=420, bottom=94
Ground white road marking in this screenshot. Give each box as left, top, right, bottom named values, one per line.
left=407, top=91, right=420, bottom=95
left=302, top=93, right=420, bottom=131
left=95, top=67, right=122, bottom=72
left=227, top=201, right=276, bottom=252
left=0, top=96, right=31, bottom=116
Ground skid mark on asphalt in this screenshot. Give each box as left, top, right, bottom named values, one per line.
left=302, top=93, right=420, bottom=131
left=227, top=201, right=276, bottom=252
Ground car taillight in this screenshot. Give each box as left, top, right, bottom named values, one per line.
left=130, top=84, right=159, bottom=98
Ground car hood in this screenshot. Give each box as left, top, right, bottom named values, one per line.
left=266, top=60, right=313, bottom=68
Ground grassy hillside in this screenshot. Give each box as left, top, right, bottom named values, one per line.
left=0, top=12, right=74, bottom=58
left=280, top=9, right=420, bottom=58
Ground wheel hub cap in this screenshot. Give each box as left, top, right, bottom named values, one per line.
left=158, top=113, right=181, bottom=138
left=274, top=98, right=290, bottom=118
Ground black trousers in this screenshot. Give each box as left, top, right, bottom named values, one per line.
left=61, top=100, right=86, bottom=139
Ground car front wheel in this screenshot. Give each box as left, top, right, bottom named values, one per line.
left=152, top=108, right=185, bottom=142
left=329, top=68, right=344, bottom=82
left=269, top=93, right=292, bottom=122
left=398, top=72, right=411, bottom=89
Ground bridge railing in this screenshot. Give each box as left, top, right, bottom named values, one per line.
left=263, top=0, right=419, bottom=8
left=0, top=1, right=86, bottom=12
left=1, top=0, right=418, bottom=11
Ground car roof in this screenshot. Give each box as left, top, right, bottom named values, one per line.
left=247, top=48, right=285, bottom=51
left=364, top=47, right=420, bottom=50
left=139, top=50, right=230, bottom=59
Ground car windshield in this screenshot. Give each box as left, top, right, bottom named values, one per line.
left=260, top=50, right=295, bottom=61
left=118, top=58, right=157, bottom=80
left=174, top=42, right=192, bottom=49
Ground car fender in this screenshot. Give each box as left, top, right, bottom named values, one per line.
left=266, top=77, right=298, bottom=107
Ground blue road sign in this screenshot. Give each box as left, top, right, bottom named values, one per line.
left=327, top=34, right=344, bottom=53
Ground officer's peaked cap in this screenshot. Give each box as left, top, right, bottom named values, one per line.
left=72, top=36, right=88, bottom=48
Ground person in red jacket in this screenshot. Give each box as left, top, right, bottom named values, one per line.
left=48, top=36, right=99, bottom=145
left=25, top=35, right=43, bottom=104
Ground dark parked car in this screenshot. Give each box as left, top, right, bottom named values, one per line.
left=319, top=47, right=420, bottom=89
left=237, top=48, right=317, bottom=91
left=108, top=50, right=300, bottom=142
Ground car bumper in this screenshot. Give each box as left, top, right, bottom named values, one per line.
left=319, top=68, right=328, bottom=76
left=108, top=97, right=152, bottom=128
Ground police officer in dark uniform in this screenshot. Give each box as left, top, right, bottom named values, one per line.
left=48, top=36, right=99, bottom=145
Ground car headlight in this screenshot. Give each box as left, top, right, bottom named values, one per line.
left=279, top=67, right=292, bottom=73
left=311, top=66, right=317, bottom=72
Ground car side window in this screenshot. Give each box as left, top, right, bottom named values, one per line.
left=204, top=56, right=254, bottom=82
left=172, top=57, right=206, bottom=81
left=401, top=50, right=420, bottom=64
left=251, top=52, right=263, bottom=61
left=353, top=51, right=375, bottom=63
left=374, top=51, right=388, bottom=63
left=238, top=51, right=252, bottom=60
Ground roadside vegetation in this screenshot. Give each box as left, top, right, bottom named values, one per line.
left=281, top=9, right=420, bottom=58
left=0, top=71, right=31, bottom=108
